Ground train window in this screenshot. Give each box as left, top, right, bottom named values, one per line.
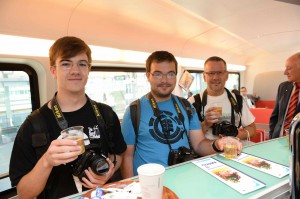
left=86, top=67, right=148, bottom=119
left=0, top=63, right=39, bottom=193
left=86, top=68, right=239, bottom=118
left=183, top=70, right=240, bottom=98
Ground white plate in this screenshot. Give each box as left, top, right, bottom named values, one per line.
left=102, top=192, right=137, bottom=199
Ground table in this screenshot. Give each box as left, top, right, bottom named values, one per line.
left=66, top=137, right=290, bottom=199
left=163, top=137, right=289, bottom=199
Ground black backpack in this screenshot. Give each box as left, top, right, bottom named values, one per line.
left=26, top=102, right=115, bottom=198
left=129, top=96, right=194, bottom=143
left=28, top=103, right=115, bottom=159
left=192, top=88, right=243, bottom=123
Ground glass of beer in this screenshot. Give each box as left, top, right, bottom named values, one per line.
left=224, top=137, right=239, bottom=159
left=213, top=102, right=222, bottom=116
left=61, top=126, right=85, bottom=154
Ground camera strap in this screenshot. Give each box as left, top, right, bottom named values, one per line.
left=225, top=88, right=242, bottom=127
left=51, top=93, right=117, bottom=165
left=89, top=99, right=117, bottom=166
left=148, top=93, right=192, bottom=151
left=202, top=88, right=242, bottom=127
left=51, top=93, right=68, bottom=129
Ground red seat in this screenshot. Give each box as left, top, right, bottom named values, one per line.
left=250, top=129, right=266, bottom=143
left=255, top=101, right=275, bottom=109
left=249, top=108, right=273, bottom=124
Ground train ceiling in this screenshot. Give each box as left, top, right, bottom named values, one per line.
left=0, top=0, right=299, bottom=66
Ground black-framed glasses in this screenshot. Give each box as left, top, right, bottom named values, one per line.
left=55, top=60, right=90, bottom=70
left=150, top=71, right=176, bottom=79
left=204, top=71, right=227, bottom=77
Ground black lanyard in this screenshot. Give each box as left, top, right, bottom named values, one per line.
left=51, top=93, right=116, bottom=165
left=148, top=93, right=191, bottom=150
left=51, top=95, right=68, bottom=129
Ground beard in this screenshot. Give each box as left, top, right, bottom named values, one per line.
left=208, top=81, right=225, bottom=93
left=151, top=83, right=174, bottom=99
left=155, top=91, right=172, bottom=98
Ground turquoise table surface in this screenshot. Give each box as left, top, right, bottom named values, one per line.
left=65, top=137, right=290, bottom=199
left=164, top=137, right=290, bottom=199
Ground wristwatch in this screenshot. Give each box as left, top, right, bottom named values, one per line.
left=212, top=140, right=223, bottom=153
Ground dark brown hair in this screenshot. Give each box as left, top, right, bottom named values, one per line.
left=49, top=36, right=92, bottom=66
left=146, top=51, right=178, bottom=74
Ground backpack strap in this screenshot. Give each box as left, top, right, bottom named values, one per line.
left=234, top=93, right=243, bottom=114
left=233, top=92, right=243, bottom=127
left=27, top=109, right=50, bottom=199
left=130, top=99, right=140, bottom=144
left=176, top=96, right=193, bottom=120
left=96, top=103, right=115, bottom=143
left=192, top=93, right=204, bottom=121
left=28, top=109, right=49, bottom=160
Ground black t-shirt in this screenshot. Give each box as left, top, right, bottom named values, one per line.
left=9, top=100, right=127, bottom=199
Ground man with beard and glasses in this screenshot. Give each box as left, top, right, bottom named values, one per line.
left=188, top=56, right=256, bottom=146
left=120, top=51, right=242, bottom=178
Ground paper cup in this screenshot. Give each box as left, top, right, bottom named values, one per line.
left=137, top=163, right=165, bottom=199
left=61, top=126, right=85, bottom=154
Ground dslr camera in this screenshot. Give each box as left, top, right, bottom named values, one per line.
left=71, top=144, right=109, bottom=181
left=168, top=146, right=199, bottom=166
left=212, top=121, right=238, bottom=137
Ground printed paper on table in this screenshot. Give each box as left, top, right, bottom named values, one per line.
left=222, top=152, right=290, bottom=178
left=193, top=157, right=265, bottom=194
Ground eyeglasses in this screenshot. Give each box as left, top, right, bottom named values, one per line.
left=204, top=71, right=227, bottom=77
left=150, top=71, right=176, bottom=79
left=55, top=60, right=90, bottom=70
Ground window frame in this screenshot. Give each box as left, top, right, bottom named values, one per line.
left=91, top=66, right=145, bottom=73
left=0, top=62, right=40, bottom=192
left=88, top=66, right=146, bottom=119
left=0, top=63, right=40, bottom=110
left=186, top=69, right=240, bottom=93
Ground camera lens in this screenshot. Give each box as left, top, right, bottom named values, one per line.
left=212, top=122, right=238, bottom=137
left=91, top=157, right=109, bottom=175
left=223, top=124, right=238, bottom=137
left=72, top=144, right=110, bottom=179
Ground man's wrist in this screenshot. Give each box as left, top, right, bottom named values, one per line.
left=212, top=140, right=223, bottom=153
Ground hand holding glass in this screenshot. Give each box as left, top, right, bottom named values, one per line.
left=224, top=137, right=239, bottom=159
